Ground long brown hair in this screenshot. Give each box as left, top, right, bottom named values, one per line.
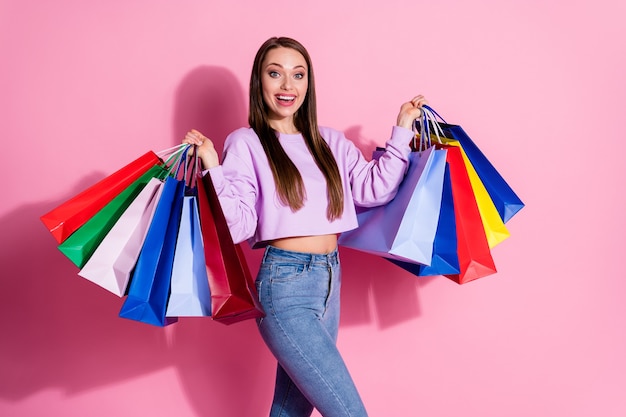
left=248, top=37, right=344, bottom=221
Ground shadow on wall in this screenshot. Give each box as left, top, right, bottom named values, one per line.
left=0, top=194, right=275, bottom=416
left=171, top=65, right=248, bottom=155
left=0, top=66, right=428, bottom=416
left=0, top=67, right=273, bottom=417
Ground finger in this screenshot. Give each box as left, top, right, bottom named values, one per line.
left=190, top=129, right=208, bottom=141
left=411, top=96, right=429, bottom=109
left=184, top=132, right=204, bottom=146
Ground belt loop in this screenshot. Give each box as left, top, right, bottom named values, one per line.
left=262, top=246, right=270, bottom=263
left=328, top=249, right=337, bottom=267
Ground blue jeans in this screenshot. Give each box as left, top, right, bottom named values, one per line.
left=255, top=246, right=368, bottom=417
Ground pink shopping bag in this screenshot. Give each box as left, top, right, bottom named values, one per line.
left=78, top=177, right=164, bottom=296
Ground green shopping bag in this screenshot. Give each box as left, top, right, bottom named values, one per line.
left=57, top=165, right=169, bottom=268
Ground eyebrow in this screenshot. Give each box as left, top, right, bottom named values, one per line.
left=265, top=62, right=307, bottom=70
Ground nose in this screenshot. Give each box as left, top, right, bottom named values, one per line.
left=281, top=77, right=291, bottom=90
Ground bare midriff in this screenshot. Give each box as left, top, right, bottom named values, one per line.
left=268, top=234, right=338, bottom=255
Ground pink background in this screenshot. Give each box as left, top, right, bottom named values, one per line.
left=2, top=0, right=625, bottom=416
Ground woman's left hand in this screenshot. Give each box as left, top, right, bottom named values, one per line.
left=396, top=95, right=428, bottom=130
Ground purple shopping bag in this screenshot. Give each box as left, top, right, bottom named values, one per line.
left=387, top=162, right=460, bottom=276
left=339, top=145, right=447, bottom=266
left=165, top=195, right=212, bottom=317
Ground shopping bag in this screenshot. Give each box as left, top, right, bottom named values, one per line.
left=338, top=145, right=447, bottom=266
left=423, top=105, right=524, bottom=223
left=387, top=162, right=460, bottom=276
left=78, top=177, right=164, bottom=296
left=119, top=174, right=185, bottom=326
left=437, top=139, right=509, bottom=248
left=197, top=171, right=264, bottom=325
left=443, top=145, right=496, bottom=284
left=58, top=165, right=168, bottom=268
left=417, top=107, right=509, bottom=248
left=41, top=151, right=161, bottom=244
left=165, top=194, right=212, bottom=317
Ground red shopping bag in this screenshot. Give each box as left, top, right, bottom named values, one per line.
left=443, top=145, right=497, bottom=284
left=41, top=151, right=161, bottom=244
left=196, top=172, right=264, bottom=325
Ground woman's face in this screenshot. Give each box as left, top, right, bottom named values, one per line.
left=261, top=46, right=308, bottom=131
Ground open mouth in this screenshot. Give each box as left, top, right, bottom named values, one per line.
left=276, top=95, right=296, bottom=102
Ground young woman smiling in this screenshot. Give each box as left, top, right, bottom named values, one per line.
left=184, top=36, right=426, bottom=417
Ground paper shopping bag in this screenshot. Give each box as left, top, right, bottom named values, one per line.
left=166, top=195, right=212, bottom=317
left=58, top=165, right=168, bottom=268
left=443, top=145, right=496, bottom=284
left=197, top=172, right=264, bottom=325
left=119, top=175, right=184, bottom=326
left=41, top=151, right=161, bottom=244
left=437, top=139, right=509, bottom=249
left=423, top=105, right=524, bottom=223
left=78, top=177, right=164, bottom=296
left=339, top=145, right=447, bottom=266
left=388, top=162, right=460, bottom=276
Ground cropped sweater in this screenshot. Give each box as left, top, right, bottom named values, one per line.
left=207, top=125, right=413, bottom=247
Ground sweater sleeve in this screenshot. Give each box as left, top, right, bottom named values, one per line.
left=207, top=131, right=259, bottom=244
left=345, top=125, right=413, bottom=207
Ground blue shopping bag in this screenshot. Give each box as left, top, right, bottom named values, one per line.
left=119, top=174, right=185, bottom=326
left=165, top=194, right=212, bottom=317
left=388, top=163, right=460, bottom=276
left=422, top=105, right=524, bottom=223
left=339, top=145, right=447, bottom=266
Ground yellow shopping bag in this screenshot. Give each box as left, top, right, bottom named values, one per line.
left=436, top=138, right=509, bottom=248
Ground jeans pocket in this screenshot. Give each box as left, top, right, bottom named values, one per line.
left=272, top=262, right=307, bottom=282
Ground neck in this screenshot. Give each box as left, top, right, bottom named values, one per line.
left=269, top=118, right=299, bottom=135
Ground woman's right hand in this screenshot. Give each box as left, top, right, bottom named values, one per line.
left=183, top=129, right=220, bottom=169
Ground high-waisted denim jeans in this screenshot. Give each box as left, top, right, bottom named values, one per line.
left=255, top=246, right=368, bottom=417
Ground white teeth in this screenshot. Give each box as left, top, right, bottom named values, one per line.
left=277, top=95, right=295, bottom=101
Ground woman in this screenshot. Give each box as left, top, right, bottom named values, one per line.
left=184, top=36, right=426, bottom=417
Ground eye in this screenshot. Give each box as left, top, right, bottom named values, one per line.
left=268, top=71, right=280, bottom=78
left=294, top=73, right=305, bottom=80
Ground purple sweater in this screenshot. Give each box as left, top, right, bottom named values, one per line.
left=208, top=125, right=413, bottom=247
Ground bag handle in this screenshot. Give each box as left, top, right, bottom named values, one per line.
left=157, top=144, right=188, bottom=158
left=177, top=145, right=200, bottom=191
left=412, top=116, right=429, bottom=151
left=192, top=146, right=201, bottom=189
left=412, top=105, right=446, bottom=151
left=158, top=145, right=186, bottom=171
left=184, top=146, right=200, bottom=190
left=162, top=144, right=191, bottom=179
left=422, top=105, right=447, bottom=124
left=153, top=144, right=198, bottom=187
